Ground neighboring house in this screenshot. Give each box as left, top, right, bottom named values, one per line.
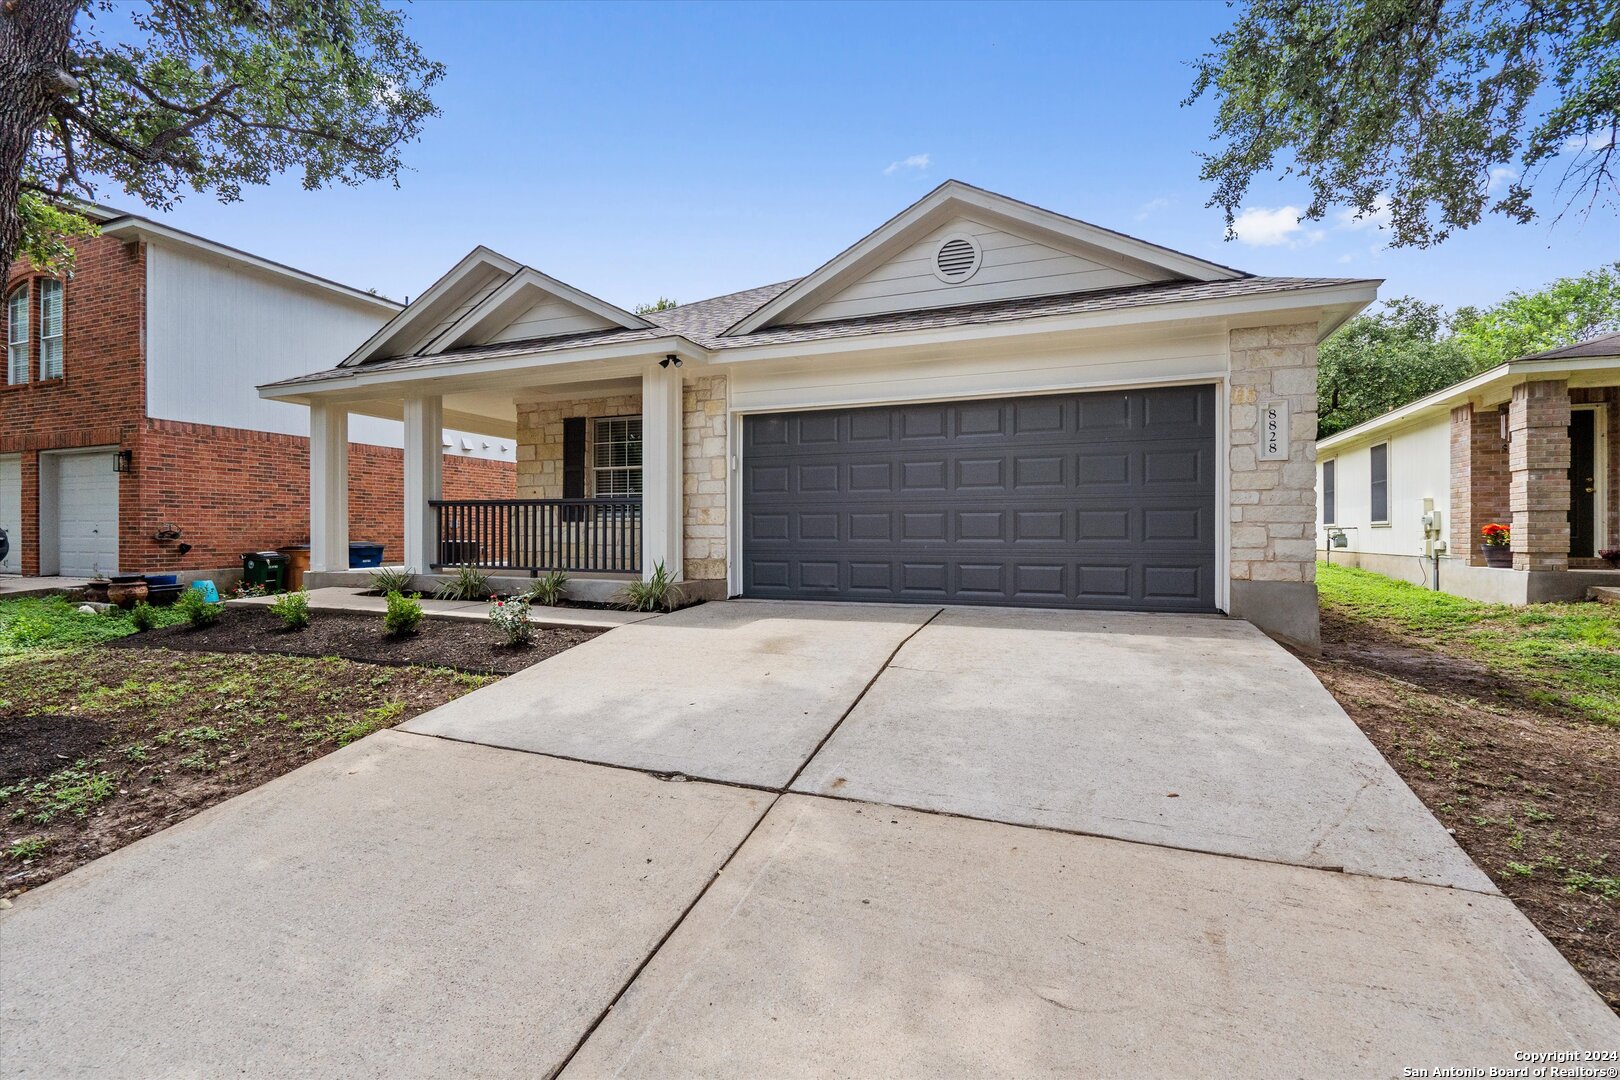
left=1315, top=332, right=1620, bottom=604
left=0, top=207, right=515, bottom=580
left=261, top=181, right=1378, bottom=646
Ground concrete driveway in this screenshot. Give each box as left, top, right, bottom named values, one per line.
left=4, top=601, right=1616, bottom=1077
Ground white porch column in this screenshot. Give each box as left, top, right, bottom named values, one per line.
left=402, top=395, right=443, bottom=572
left=309, top=402, right=349, bottom=573
left=641, top=363, right=684, bottom=580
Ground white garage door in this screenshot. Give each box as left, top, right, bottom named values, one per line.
left=0, top=455, right=20, bottom=574
left=55, top=452, right=119, bottom=577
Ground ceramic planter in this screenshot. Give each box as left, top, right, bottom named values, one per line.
left=1481, top=544, right=1513, bottom=569
left=107, top=577, right=149, bottom=609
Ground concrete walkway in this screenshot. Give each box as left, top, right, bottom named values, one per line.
left=227, top=585, right=657, bottom=631
left=4, top=601, right=1616, bottom=1076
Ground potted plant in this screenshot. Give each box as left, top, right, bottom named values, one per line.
left=107, top=574, right=149, bottom=609
left=83, top=565, right=110, bottom=603
left=1480, top=523, right=1513, bottom=568
left=1599, top=547, right=1620, bottom=568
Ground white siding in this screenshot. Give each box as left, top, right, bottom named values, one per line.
left=799, top=217, right=1172, bottom=324
left=1318, top=416, right=1451, bottom=557
left=727, top=330, right=1226, bottom=414
left=398, top=264, right=509, bottom=354
left=144, top=243, right=507, bottom=456
left=486, top=293, right=614, bottom=344
left=145, top=243, right=390, bottom=437
left=0, top=454, right=20, bottom=573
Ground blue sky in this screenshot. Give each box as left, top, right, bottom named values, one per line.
left=117, top=1, right=1616, bottom=315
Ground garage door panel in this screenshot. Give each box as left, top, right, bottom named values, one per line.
left=743, top=386, right=1216, bottom=611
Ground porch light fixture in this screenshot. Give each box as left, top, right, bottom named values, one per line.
left=660, top=354, right=683, bottom=369
left=113, top=449, right=133, bottom=473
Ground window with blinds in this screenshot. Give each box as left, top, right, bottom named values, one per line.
left=38, top=280, right=63, bottom=379
left=592, top=416, right=643, bottom=496
left=6, top=285, right=27, bottom=385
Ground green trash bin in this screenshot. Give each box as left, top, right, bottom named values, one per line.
left=240, top=550, right=287, bottom=593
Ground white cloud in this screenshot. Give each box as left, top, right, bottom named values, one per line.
left=883, top=153, right=931, bottom=176
left=1135, top=197, right=1170, bottom=221
left=1564, top=132, right=1617, bottom=153
left=1487, top=165, right=1520, bottom=194
left=1334, top=201, right=1391, bottom=232
left=1231, top=205, right=1319, bottom=247
left=1336, top=253, right=1355, bottom=264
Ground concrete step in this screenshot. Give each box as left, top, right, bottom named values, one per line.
left=1587, top=586, right=1620, bottom=604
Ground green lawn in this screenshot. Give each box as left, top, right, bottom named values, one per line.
left=0, top=596, right=189, bottom=655
left=1317, top=562, right=1620, bottom=725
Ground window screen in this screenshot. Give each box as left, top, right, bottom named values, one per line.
left=592, top=416, right=642, bottom=496
left=1370, top=443, right=1389, bottom=523
left=1322, top=459, right=1336, bottom=525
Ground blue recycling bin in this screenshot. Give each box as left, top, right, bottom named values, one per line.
left=348, top=542, right=385, bottom=568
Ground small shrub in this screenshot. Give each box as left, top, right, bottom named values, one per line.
left=176, top=587, right=222, bottom=628
left=435, top=564, right=492, bottom=602
left=489, top=596, right=535, bottom=646
left=369, top=565, right=417, bottom=595
left=129, top=601, right=158, bottom=632
left=620, top=561, right=684, bottom=612
left=527, top=570, right=569, bottom=607
left=383, top=590, right=424, bottom=637
left=270, top=590, right=312, bottom=630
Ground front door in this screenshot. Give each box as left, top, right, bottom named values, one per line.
left=1569, top=409, right=1597, bottom=557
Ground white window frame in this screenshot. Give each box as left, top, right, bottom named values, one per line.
left=590, top=415, right=643, bottom=497
left=37, top=279, right=62, bottom=380
left=1321, top=458, right=1336, bottom=526
left=6, top=283, right=28, bottom=385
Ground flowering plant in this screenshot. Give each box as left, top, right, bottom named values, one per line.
left=1480, top=523, right=1511, bottom=548
left=489, top=596, right=534, bottom=646
left=1600, top=547, right=1620, bottom=566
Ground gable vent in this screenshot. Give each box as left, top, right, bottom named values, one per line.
left=932, top=233, right=983, bottom=283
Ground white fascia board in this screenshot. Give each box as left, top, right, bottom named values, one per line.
left=338, top=246, right=522, bottom=367
left=258, top=334, right=703, bottom=401
left=98, top=217, right=401, bottom=312
left=712, top=280, right=1380, bottom=366
left=420, top=266, right=653, bottom=355
left=1317, top=355, right=1620, bottom=453
left=727, top=180, right=1246, bottom=335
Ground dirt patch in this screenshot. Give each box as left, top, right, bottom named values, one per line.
left=0, top=715, right=114, bottom=787
left=1303, top=607, right=1620, bottom=1014
left=111, top=606, right=600, bottom=675
left=0, top=646, right=508, bottom=897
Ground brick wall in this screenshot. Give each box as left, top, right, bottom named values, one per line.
left=1449, top=403, right=1510, bottom=565
left=1228, top=323, right=1319, bottom=584
left=1508, top=379, right=1571, bottom=571
left=125, top=420, right=513, bottom=572
left=683, top=374, right=728, bottom=582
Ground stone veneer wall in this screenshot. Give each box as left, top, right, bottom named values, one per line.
left=682, top=374, right=729, bottom=582
left=1227, top=322, right=1320, bottom=647
left=513, top=394, right=641, bottom=499
left=1508, top=379, right=1571, bottom=571
left=512, top=377, right=731, bottom=584
left=1449, top=403, right=1510, bottom=566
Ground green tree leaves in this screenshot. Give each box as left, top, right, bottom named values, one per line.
left=1188, top=0, right=1620, bottom=248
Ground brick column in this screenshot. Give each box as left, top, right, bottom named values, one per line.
left=1450, top=403, right=1509, bottom=565
left=1508, top=380, right=1571, bottom=571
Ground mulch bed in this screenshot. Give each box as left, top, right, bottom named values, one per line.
left=110, top=606, right=600, bottom=675
left=1301, top=607, right=1620, bottom=1015
left=0, top=715, right=114, bottom=787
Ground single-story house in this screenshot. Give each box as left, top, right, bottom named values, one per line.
left=259, top=181, right=1379, bottom=646
left=1, top=207, right=513, bottom=581
left=1315, top=332, right=1620, bottom=604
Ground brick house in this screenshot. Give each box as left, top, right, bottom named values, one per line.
left=0, top=208, right=514, bottom=581
left=1315, top=332, right=1620, bottom=603
left=261, top=181, right=1377, bottom=646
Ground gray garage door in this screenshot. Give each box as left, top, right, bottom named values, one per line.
left=742, top=384, right=1217, bottom=611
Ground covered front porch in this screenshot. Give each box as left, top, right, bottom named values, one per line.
left=285, top=355, right=724, bottom=594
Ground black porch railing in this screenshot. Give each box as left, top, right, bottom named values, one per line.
left=430, top=498, right=642, bottom=575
